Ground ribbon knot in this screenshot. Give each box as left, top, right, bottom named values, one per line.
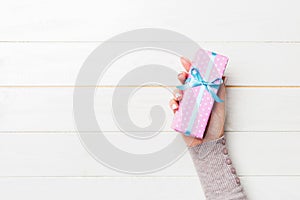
left=176, top=67, right=224, bottom=103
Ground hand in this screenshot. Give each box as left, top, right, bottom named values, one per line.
left=169, top=57, right=227, bottom=147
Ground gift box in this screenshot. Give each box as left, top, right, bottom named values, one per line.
left=171, top=49, right=228, bottom=139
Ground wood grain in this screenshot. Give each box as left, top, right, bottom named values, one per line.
left=0, top=177, right=299, bottom=200
left=0, top=43, right=299, bottom=86
left=0, top=0, right=299, bottom=198
left=0, top=0, right=298, bottom=41
left=0, top=132, right=298, bottom=177
left=0, top=87, right=299, bottom=132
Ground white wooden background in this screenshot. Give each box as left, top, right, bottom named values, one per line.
left=0, top=0, right=299, bottom=199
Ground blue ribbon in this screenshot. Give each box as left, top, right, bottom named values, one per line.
left=177, top=67, right=224, bottom=103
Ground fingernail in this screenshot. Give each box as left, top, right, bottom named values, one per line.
left=175, top=92, right=182, bottom=100
left=171, top=104, right=178, bottom=110
left=178, top=71, right=184, bottom=77
left=181, top=57, right=191, bottom=64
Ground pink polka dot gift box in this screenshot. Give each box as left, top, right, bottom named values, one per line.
left=171, top=49, right=228, bottom=139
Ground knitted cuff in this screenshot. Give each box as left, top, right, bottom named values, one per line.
left=188, top=136, right=248, bottom=200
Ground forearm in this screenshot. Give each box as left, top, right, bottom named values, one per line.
left=188, top=136, right=248, bottom=200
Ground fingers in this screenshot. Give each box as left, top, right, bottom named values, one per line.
left=169, top=99, right=179, bottom=113
left=222, top=76, right=228, bottom=86
left=217, top=83, right=226, bottom=100
left=177, top=57, right=192, bottom=84
left=218, top=76, right=227, bottom=99
left=169, top=89, right=183, bottom=114
left=180, top=57, right=192, bottom=72
left=173, top=89, right=183, bottom=101
left=177, top=71, right=188, bottom=84
left=171, top=57, right=191, bottom=114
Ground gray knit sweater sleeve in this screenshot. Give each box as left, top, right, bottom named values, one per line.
left=188, top=135, right=248, bottom=200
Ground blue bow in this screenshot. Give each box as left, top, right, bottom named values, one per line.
left=177, top=67, right=224, bottom=103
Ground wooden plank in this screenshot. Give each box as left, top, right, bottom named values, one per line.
left=0, top=176, right=299, bottom=200
left=0, top=0, right=299, bottom=41
left=0, top=43, right=299, bottom=86
left=0, top=132, right=299, bottom=177
left=0, top=88, right=299, bottom=132
left=0, top=1, right=298, bottom=199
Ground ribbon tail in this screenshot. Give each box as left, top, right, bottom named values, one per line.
left=176, top=78, right=193, bottom=90
left=176, top=84, right=189, bottom=90
left=211, top=78, right=223, bottom=84
left=208, top=89, right=224, bottom=103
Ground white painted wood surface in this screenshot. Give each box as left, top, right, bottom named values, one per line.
left=0, top=177, right=299, bottom=200
left=0, top=132, right=299, bottom=177
left=0, top=43, right=299, bottom=86
left=0, top=0, right=299, bottom=41
left=0, top=88, right=299, bottom=132
left=0, top=0, right=299, bottom=199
